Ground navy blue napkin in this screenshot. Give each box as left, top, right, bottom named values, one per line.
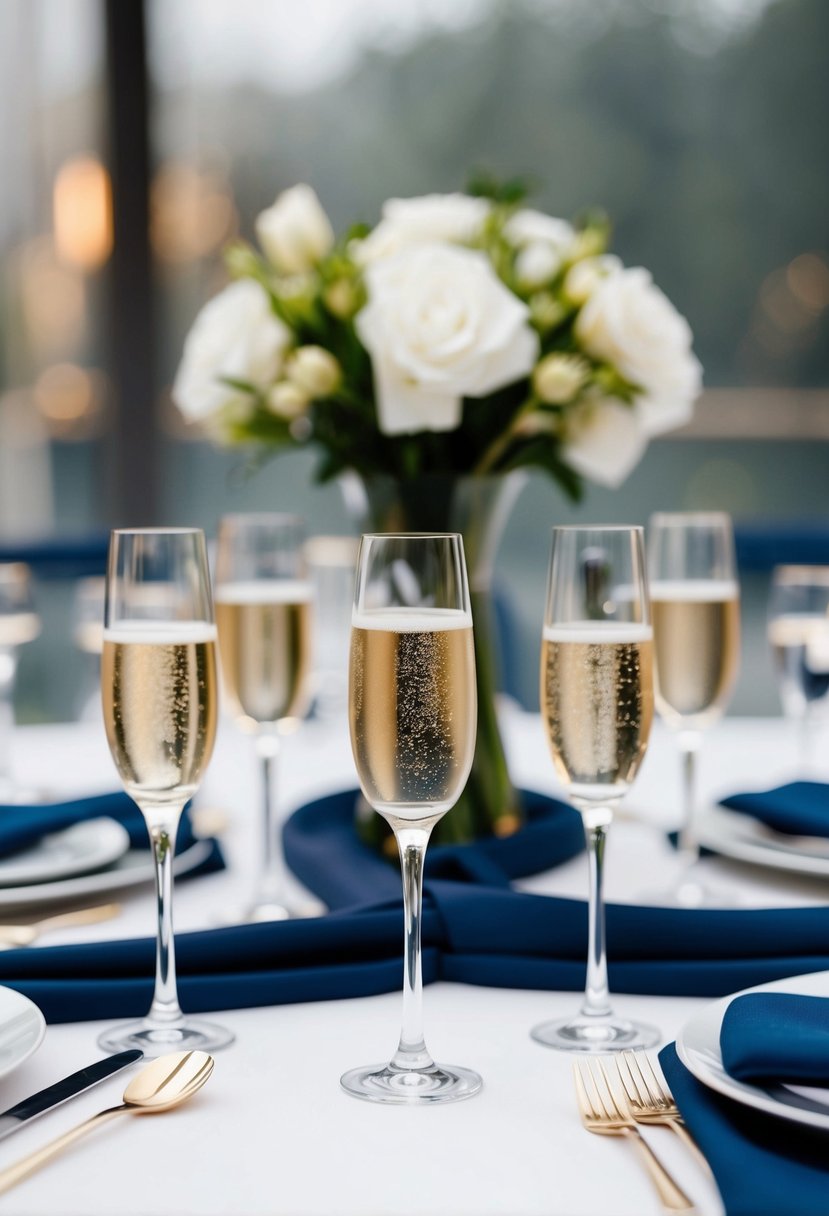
left=4, top=787, right=829, bottom=1025
left=5, top=888, right=829, bottom=1023
left=720, top=992, right=829, bottom=1085
left=0, top=791, right=224, bottom=879
left=283, top=788, right=585, bottom=910
left=660, top=1043, right=829, bottom=1216
left=722, top=782, right=829, bottom=838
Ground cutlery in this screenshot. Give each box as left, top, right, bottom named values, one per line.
left=573, top=1058, right=695, bottom=1214
left=0, top=1050, right=143, bottom=1142
left=0, top=903, right=121, bottom=948
left=618, top=1051, right=710, bottom=1172
left=0, top=1050, right=214, bottom=1197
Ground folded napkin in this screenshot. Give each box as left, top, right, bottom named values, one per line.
left=721, top=782, right=829, bottom=838
left=0, top=791, right=225, bottom=880
left=660, top=1043, right=829, bottom=1216
left=720, top=991, right=829, bottom=1085
left=6, top=887, right=829, bottom=1024
left=283, top=788, right=585, bottom=910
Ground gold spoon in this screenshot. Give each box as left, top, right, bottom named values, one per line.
left=0, top=1050, right=214, bottom=1196
left=0, top=903, right=121, bottom=949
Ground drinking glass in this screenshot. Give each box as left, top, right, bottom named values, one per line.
left=341, top=533, right=482, bottom=1103
left=305, top=535, right=358, bottom=721
left=648, top=512, right=740, bottom=903
left=214, top=514, right=314, bottom=920
left=768, top=565, right=829, bottom=774
left=531, top=526, right=658, bottom=1052
left=0, top=564, right=40, bottom=802
left=73, top=576, right=105, bottom=721
left=98, top=528, right=233, bottom=1054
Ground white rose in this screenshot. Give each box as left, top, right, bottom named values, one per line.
left=172, top=280, right=291, bottom=422
left=563, top=255, right=622, bottom=305
left=561, top=397, right=648, bottom=489
left=255, top=184, right=334, bottom=274
left=506, top=210, right=575, bottom=288
left=356, top=243, right=539, bottom=435
left=514, top=243, right=563, bottom=289
left=356, top=193, right=491, bottom=264
left=285, top=346, right=341, bottom=398
left=575, top=267, right=702, bottom=435
left=503, top=208, right=575, bottom=251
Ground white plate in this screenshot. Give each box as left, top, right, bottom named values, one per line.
left=0, top=819, right=131, bottom=888
left=696, top=803, right=829, bottom=878
left=0, top=985, right=46, bottom=1080
left=0, top=838, right=216, bottom=913
left=676, top=969, right=829, bottom=1130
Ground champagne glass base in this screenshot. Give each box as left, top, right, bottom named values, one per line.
left=97, top=1016, right=235, bottom=1057
left=340, top=1061, right=483, bottom=1105
left=641, top=867, right=741, bottom=909
left=531, top=1013, right=660, bottom=1053
left=215, top=895, right=324, bottom=926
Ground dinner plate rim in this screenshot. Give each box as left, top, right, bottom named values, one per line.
left=696, top=802, right=829, bottom=878
left=0, top=818, right=131, bottom=889
left=676, top=968, right=829, bottom=1130
left=0, top=985, right=46, bottom=1081
left=0, top=837, right=214, bottom=912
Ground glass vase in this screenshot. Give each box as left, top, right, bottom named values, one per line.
left=342, top=472, right=526, bottom=849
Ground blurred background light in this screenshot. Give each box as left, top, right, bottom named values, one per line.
left=52, top=155, right=112, bottom=271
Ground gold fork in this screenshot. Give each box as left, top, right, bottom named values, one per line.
left=0, top=903, right=121, bottom=949
left=573, top=1058, right=695, bottom=1214
left=617, top=1052, right=710, bottom=1172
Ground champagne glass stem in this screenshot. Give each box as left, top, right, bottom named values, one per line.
left=391, top=824, right=435, bottom=1072
left=145, top=805, right=184, bottom=1026
left=255, top=730, right=286, bottom=907
left=677, top=732, right=702, bottom=861
left=0, top=649, right=17, bottom=799
left=580, top=810, right=613, bottom=1020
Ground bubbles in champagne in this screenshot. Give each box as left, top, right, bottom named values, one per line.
left=541, top=623, right=653, bottom=801
left=102, top=623, right=218, bottom=804
left=349, top=610, right=476, bottom=820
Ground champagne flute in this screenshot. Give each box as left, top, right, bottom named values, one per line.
left=531, top=526, right=657, bottom=1052
left=214, top=514, right=314, bottom=920
left=72, top=576, right=105, bottom=721
left=0, top=564, right=40, bottom=802
left=768, top=565, right=829, bottom=774
left=99, top=528, right=233, bottom=1054
left=648, top=512, right=740, bottom=903
left=341, top=533, right=482, bottom=1103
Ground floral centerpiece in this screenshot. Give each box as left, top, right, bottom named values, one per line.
left=174, top=180, right=702, bottom=846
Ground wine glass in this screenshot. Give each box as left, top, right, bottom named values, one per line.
left=648, top=512, right=740, bottom=903
left=0, top=564, right=40, bottom=802
left=72, top=576, right=105, bottom=721
left=98, top=528, right=233, bottom=1055
left=214, top=513, right=314, bottom=920
left=531, top=526, right=658, bottom=1052
left=768, top=565, right=829, bottom=774
left=304, top=534, right=359, bottom=721
left=341, top=533, right=482, bottom=1103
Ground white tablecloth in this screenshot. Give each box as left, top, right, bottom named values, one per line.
left=1, top=708, right=826, bottom=1216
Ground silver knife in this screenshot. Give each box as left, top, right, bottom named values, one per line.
left=0, top=1049, right=143, bottom=1141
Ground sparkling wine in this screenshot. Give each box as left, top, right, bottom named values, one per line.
left=0, top=613, right=40, bottom=648
left=769, top=613, right=829, bottom=715
left=541, top=622, right=654, bottom=803
left=650, top=580, right=740, bottom=729
left=349, top=608, right=476, bottom=822
left=102, top=622, right=218, bottom=805
left=215, top=580, right=312, bottom=726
